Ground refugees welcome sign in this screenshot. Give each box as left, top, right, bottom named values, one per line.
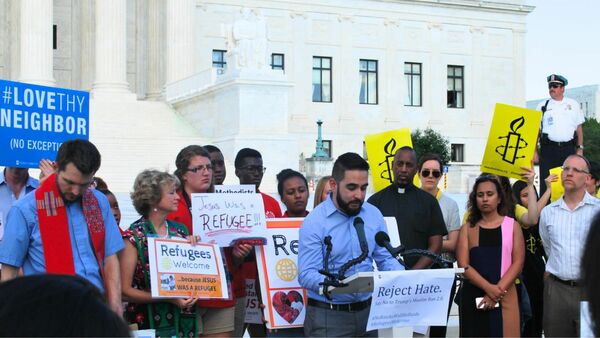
left=0, top=79, right=89, bottom=167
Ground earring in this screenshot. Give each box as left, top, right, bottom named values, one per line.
left=153, top=208, right=158, bottom=212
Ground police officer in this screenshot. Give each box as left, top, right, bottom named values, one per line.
left=535, top=74, right=584, bottom=196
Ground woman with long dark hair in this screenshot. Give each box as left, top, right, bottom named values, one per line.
left=457, top=175, right=525, bottom=337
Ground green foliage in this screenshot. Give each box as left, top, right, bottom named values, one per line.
left=583, top=118, right=600, bottom=162
left=411, top=128, right=451, bottom=164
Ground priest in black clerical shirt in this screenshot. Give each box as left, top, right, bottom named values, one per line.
left=368, top=146, right=447, bottom=269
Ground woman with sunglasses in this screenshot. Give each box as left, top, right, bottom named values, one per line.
left=168, top=145, right=251, bottom=338
left=417, top=154, right=460, bottom=264
left=417, top=154, right=460, bottom=337
left=457, top=175, right=525, bottom=337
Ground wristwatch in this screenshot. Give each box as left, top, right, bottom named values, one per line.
left=577, top=144, right=584, bottom=150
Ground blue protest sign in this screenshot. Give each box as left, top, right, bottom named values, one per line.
left=0, top=79, right=89, bottom=168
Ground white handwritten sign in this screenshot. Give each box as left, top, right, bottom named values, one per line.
left=214, top=185, right=256, bottom=194
left=191, top=193, right=266, bottom=247
left=366, top=269, right=455, bottom=330
left=256, top=219, right=306, bottom=329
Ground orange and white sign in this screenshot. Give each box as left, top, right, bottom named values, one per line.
left=256, top=219, right=306, bottom=329
left=147, top=237, right=229, bottom=299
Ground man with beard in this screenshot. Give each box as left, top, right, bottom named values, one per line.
left=298, top=152, right=403, bottom=337
left=368, top=146, right=447, bottom=270
left=0, top=139, right=124, bottom=315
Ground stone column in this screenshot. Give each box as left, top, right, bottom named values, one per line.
left=165, top=0, right=194, bottom=84
left=92, top=0, right=131, bottom=93
left=146, top=0, right=164, bottom=99
left=19, top=0, right=55, bottom=86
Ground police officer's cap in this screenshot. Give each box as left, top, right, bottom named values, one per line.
left=547, top=74, right=568, bottom=86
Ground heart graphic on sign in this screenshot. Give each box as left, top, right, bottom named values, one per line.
left=272, top=290, right=304, bottom=324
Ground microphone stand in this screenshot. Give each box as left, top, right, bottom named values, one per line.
left=399, top=247, right=454, bottom=270
left=318, top=234, right=370, bottom=300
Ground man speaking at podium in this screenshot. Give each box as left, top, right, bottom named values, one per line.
left=298, top=152, right=404, bottom=337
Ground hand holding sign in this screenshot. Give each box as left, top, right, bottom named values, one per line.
left=549, top=167, right=564, bottom=202
left=519, top=165, right=536, bottom=185
left=481, top=104, right=542, bottom=181
left=192, top=193, right=266, bottom=247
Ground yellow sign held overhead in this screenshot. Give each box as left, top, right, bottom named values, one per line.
left=365, top=128, right=415, bottom=192
left=481, top=103, right=542, bottom=181
left=549, top=166, right=564, bottom=202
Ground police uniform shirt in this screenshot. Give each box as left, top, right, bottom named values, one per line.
left=367, top=183, right=447, bottom=268
left=536, top=96, right=584, bottom=142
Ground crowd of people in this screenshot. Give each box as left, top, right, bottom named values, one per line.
left=1, top=74, right=600, bottom=337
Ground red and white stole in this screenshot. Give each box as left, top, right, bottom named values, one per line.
left=36, top=173, right=106, bottom=276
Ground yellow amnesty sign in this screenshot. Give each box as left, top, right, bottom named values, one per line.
left=364, top=128, right=413, bottom=192
left=549, top=166, right=564, bottom=202
left=481, top=103, right=542, bottom=181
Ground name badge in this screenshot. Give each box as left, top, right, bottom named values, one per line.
left=547, top=116, right=554, bottom=126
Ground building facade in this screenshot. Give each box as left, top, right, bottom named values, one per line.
left=0, top=0, right=533, bottom=193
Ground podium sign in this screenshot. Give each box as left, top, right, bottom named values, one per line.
left=366, top=269, right=455, bottom=330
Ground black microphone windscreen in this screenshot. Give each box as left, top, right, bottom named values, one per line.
left=353, top=217, right=364, bottom=226
left=375, top=231, right=390, bottom=247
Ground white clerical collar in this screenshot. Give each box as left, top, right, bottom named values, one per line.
left=397, top=188, right=406, bottom=194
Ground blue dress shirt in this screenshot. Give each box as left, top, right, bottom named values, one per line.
left=298, top=195, right=404, bottom=304
left=0, top=189, right=124, bottom=292
left=0, top=171, right=39, bottom=237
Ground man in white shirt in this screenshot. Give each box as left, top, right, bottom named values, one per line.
left=539, top=154, right=600, bottom=337
left=535, top=74, right=585, bottom=196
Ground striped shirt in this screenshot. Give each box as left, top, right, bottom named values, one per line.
left=539, top=192, right=600, bottom=280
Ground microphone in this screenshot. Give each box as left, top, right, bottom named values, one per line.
left=353, top=217, right=368, bottom=252
left=337, top=217, right=370, bottom=280
left=375, top=231, right=404, bottom=261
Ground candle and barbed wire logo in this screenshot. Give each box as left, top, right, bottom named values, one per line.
left=378, top=138, right=397, bottom=184
left=495, top=116, right=528, bottom=164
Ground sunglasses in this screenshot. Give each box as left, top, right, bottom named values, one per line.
left=421, top=169, right=441, bottom=178
left=549, top=84, right=563, bottom=89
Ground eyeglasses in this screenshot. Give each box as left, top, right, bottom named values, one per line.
left=240, top=165, right=266, bottom=174
left=421, top=170, right=441, bottom=178
left=561, top=166, right=589, bottom=174
left=549, top=84, right=563, bottom=89
left=187, top=164, right=213, bottom=173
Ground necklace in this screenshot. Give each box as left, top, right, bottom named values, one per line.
left=150, top=219, right=170, bottom=238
